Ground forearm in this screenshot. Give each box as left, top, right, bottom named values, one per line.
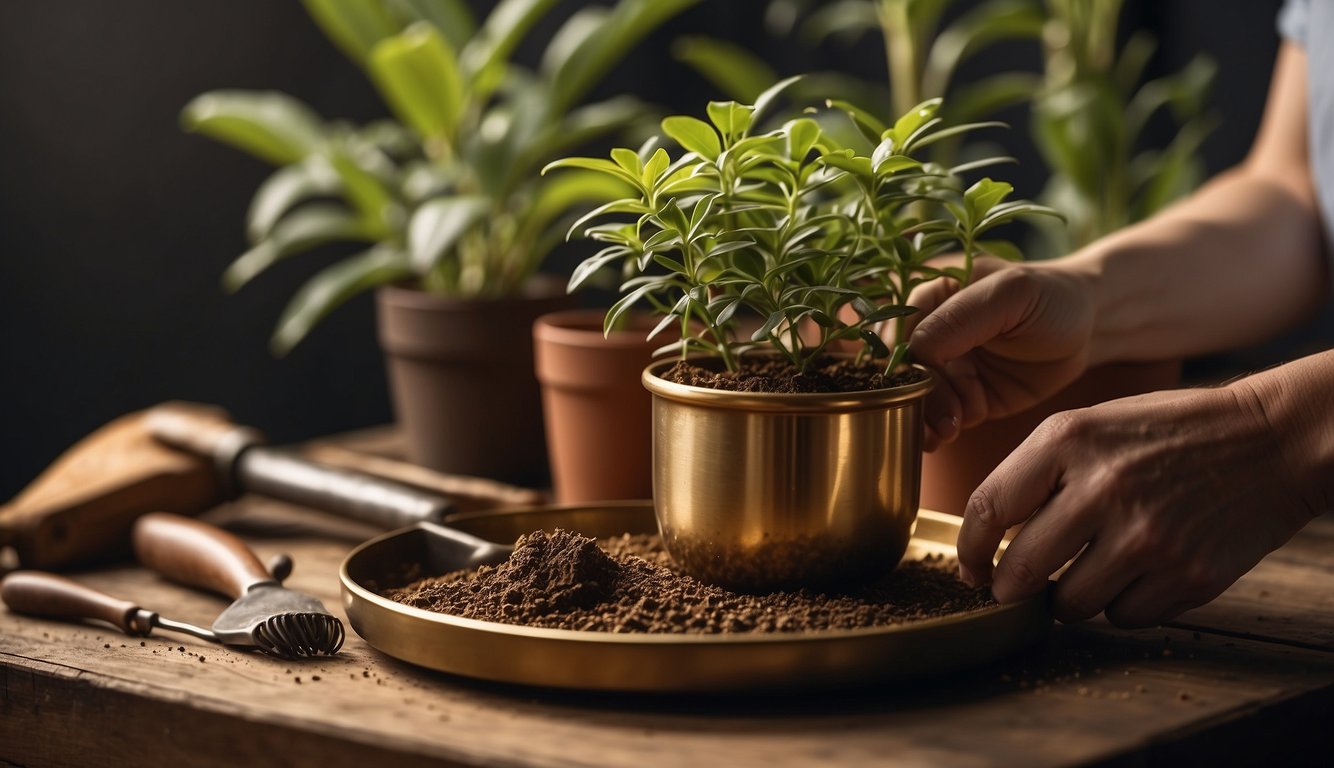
left=1065, top=166, right=1327, bottom=366
left=1053, top=42, right=1328, bottom=366
left=1231, top=348, right=1334, bottom=516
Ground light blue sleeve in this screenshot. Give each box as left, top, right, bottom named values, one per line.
left=1278, top=0, right=1308, bottom=46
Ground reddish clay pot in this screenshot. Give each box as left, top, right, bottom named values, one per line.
left=921, top=360, right=1182, bottom=516
left=376, top=277, right=574, bottom=485
left=533, top=310, right=658, bottom=503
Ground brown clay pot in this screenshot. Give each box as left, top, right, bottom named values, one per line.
left=533, top=310, right=658, bottom=503
left=376, top=277, right=574, bottom=485
left=921, top=360, right=1183, bottom=516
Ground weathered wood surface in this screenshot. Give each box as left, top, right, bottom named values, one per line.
left=3, top=472, right=1333, bottom=766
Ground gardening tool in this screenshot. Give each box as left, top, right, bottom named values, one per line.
left=340, top=502, right=1051, bottom=693
left=0, top=546, right=341, bottom=661
left=126, top=511, right=345, bottom=657
left=0, top=401, right=546, bottom=569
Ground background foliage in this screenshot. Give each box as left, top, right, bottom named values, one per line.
left=0, top=0, right=1292, bottom=500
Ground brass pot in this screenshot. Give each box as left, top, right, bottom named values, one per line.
left=642, top=359, right=933, bottom=592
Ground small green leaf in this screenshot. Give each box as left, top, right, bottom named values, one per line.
left=642, top=147, right=671, bottom=184
left=861, top=304, right=918, bottom=323
left=964, top=179, right=1013, bottom=223
left=706, top=101, right=755, bottom=140
left=181, top=90, right=327, bottom=165
left=751, top=75, right=804, bottom=126
left=542, top=157, right=643, bottom=191
left=827, top=99, right=887, bottom=145
left=785, top=118, right=822, bottom=162
left=662, top=115, right=723, bottom=161
left=859, top=329, right=890, bottom=359
left=611, top=148, right=643, bottom=176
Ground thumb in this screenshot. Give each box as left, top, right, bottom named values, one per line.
left=909, top=268, right=1042, bottom=368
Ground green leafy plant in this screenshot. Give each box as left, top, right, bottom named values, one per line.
left=675, top=0, right=1044, bottom=150
left=547, top=85, right=1059, bottom=375
left=183, top=0, right=700, bottom=354
left=678, top=0, right=1214, bottom=258
left=1032, top=0, right=1216, bottom=252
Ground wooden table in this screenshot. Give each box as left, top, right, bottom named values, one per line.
left=2, top=438, right=1332, bottom=767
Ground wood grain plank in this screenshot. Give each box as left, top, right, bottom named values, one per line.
left=3, top=503, right=1333, bottom=768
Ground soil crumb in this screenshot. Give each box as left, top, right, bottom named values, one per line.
left=659, top=356, right=925, bottom=394
left=386, top=530, right=995, bottom=634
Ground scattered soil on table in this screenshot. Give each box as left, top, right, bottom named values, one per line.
left=660, top=356, right=925, bottom=394
left=386, top=529, right=995, bottom=634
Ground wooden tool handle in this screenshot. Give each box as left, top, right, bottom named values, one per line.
left=132, top=512, right=273, bottom=599
left=144, top=402, right=263, bottom=464
left=1, top=571, right=148, bottom=635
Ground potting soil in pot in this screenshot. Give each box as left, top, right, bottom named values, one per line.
left=660, top=356, right=927, bottom=394
left=385, top=529, right=996, bottom=634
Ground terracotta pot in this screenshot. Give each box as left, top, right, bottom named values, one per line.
left=920, top=360, right=1183, bottom=516
left=533, top=310, right=658, bottom=503
left=376, top=277, right=574, bottom=485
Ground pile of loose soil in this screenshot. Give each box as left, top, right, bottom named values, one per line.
left=660, top=356, right=925, bottom=394
left=386, top=529, right=995, bottom=634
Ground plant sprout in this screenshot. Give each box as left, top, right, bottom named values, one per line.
left=547, top=84, right=1060, bottom=375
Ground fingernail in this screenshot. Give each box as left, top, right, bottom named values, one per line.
left=935, top=414, right=960, bottom=442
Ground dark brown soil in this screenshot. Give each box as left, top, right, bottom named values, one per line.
left=386, top=529, right=995, bottom=634
left=661, top=356, right=925, bottom=394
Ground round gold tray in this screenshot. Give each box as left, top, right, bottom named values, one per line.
left=339, top=502, right=1050, bottom=693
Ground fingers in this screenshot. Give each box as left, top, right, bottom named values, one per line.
left=1049, top=540, right=1146, bottom=624
left=910, top=268, right=1041, bottom=369
left=956, top=420, right=1068, bottom=587
left=923, top=380, right=961, bottom=451
left=990, top=489, right=1100, bottom=603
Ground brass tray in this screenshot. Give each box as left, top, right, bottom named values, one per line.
left=340, top=503, right=1050, bottom=693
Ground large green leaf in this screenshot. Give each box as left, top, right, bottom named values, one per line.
left=271, top=245, right=413, bottom=356
left=246, top=158, right=341, bottom=242
left=384, top=0, right=476, bottom=51
left=922, top=0, right=1044, bottom=98
left=300, top=0, right=401, bottom=65
left=367, top=23, right=465, bottom=143
left=547, top=0, right=702, bottom=114
left=512, top=96, right=645, bottom=185
left=460, top=0, right=560, bottom=93
left=224, top=205, right=379, bottom=292
left=800, top=0, right=880, bottom=44
left=942, top=72, right=1042, bottom=125
left=181, top=90, right=327, bottom=165
left=407, top=195, right=491, bottom=272
left=672, top=36, right=779, bottom=103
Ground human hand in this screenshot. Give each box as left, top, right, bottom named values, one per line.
left=907, top=258, right=1097, bottom=450
left=957, top=382, right=1319, bottom=628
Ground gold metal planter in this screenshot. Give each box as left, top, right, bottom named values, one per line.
left=642, top=360, right=933, bottom=591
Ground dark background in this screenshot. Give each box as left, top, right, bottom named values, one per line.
left=0, top=1, right=1295, bottom=499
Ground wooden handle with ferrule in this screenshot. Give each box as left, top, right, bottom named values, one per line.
left=132, top=512, right=273, bottom=599
left=1, top=571, right=148, bottom=635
